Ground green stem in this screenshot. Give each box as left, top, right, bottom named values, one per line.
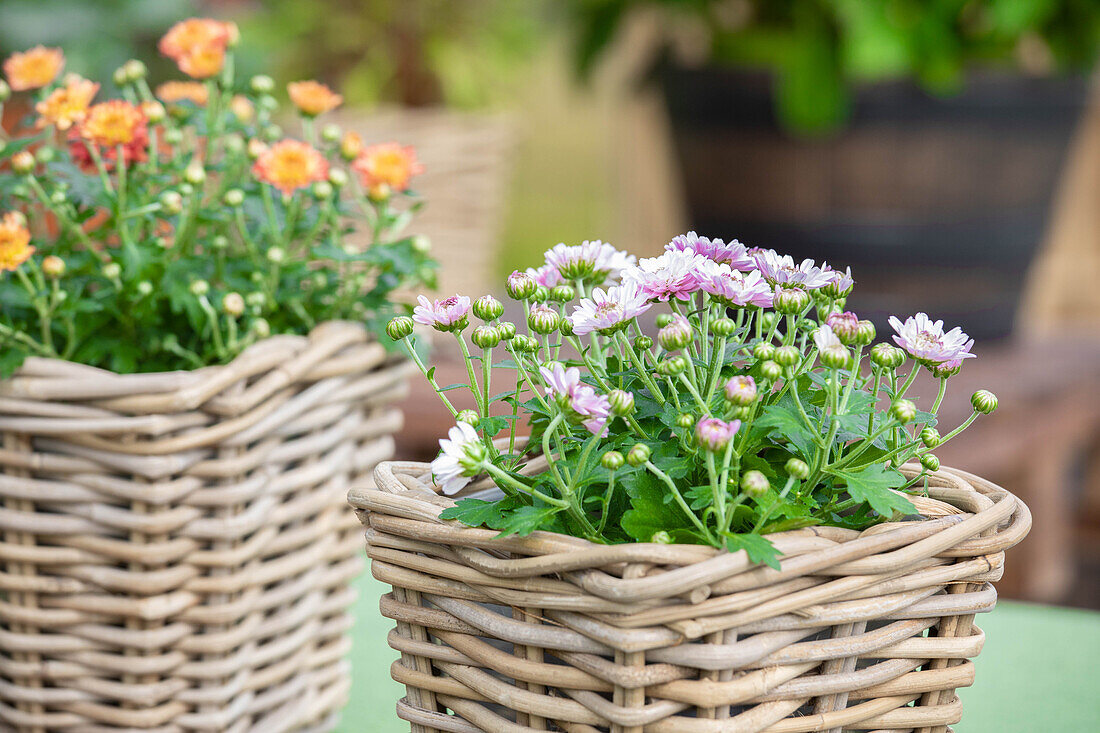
left=645, top=461, right=714, bottom=543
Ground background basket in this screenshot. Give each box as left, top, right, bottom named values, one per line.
left=0, top=321, right=410, bottom=732
left=352, top=460, right=1031, bottom=732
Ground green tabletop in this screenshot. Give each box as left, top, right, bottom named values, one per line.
left=339, top=570, right=1100, bottom=732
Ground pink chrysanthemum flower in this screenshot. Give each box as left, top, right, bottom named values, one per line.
left=525, top=264, right=562, bottom=289
left=543, top=240, right=635, bottom=284
left=697, top=261, right=774, bottom=308
left=570, top=281, right=651, bottom=336
left=824, top=266, right=854, bottom=297
left=539, top=363, right=611, bottom=436
left=431, top=421, right=484, bottom=495
left=825, top=311, right=860, bottom=344
left=753, top=249, right=834, bottom=289
left=413, top=294, right=471, bottom=332
left=889, top=313, right=976, bottom=366
left=625, top=249, right=706, bottom=302
left=666, top=231, right=755, bottom=271
left=695, top=417, right=741, bottom=452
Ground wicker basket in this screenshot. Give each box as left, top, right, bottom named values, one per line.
left=0, top=321, right=411, bottom=732
left=352, top=459, right=1031, bottom=732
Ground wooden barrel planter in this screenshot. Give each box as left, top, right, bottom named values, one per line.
left=353, top=459, right=1030, bottom=732
left=0, top=321, right=411, bottom=732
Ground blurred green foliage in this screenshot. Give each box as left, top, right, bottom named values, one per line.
left=564, top=0, right=1100, bottom=132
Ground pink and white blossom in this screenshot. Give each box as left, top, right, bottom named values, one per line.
left=539, top=363, right=611, bottom=436
left=413, top=294, right=471, bottom=332
left=624, top=249, right=707, bottom=301
left=525, top=264, right=562, bottom=289
left=697, top=262, right=774, bottom=308
left=889, top=313, right=975, bottom=366
left=753, top=249, right=834, bottom=289
left=825, top=311, right=860, bottom=344
left=695, top=417, right=741, bottom=452
left=824, top=266, right=854, bottom=297
left=666, top=232, right=755, bottom=270
left=813, top=324, right=843, bottom=351
left=569, top=280, right=651, bottom=336
left=431, top=421, right=483, bottom=495
left=543, top=240, right=635, bottom=283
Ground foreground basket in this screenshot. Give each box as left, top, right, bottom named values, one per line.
left=353, top=460, right=1030, bottom=732
left=0, top=321, right=411, bottom=732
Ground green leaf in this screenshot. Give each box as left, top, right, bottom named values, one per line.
left=756, top=401, right=817, bottom=461
left=440, top=498, right=502, bottom=527
left=495, top=505, right=561, bottom=537
left=620, top=471, right=692, bottom=543
left=828, top=464, right=916, bottom=519
left=723, top=533, right=781, bottom=570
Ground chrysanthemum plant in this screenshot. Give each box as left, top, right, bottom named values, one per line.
left=389, top=236, right=998, bottom=567
left=0, top=19, right=432, bottom=375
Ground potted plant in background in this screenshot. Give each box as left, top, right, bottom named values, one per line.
left=0, top=18, right=430, bottom=731
left=353, top=235, right=1030, bottom=730
left=563, top=0, right=1100, bottom=340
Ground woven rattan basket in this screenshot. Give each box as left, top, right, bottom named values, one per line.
left=0, top=321, right=411, bottom=732
left=352, top=459, right=1030, bottom=732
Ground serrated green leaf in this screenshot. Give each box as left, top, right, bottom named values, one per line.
left=828, top=464, right=916, bottom=519
left=723, top=533, right=782, bottom=570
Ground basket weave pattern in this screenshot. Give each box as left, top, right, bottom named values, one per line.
left=0, top=321, right=410, bottom=732
left=354, top=461, right=1030, bottom=733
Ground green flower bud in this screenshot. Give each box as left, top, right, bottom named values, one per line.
left=971, top=390, right=998, bottom=415
left=920, top=427, right=941, bottom=448
left=50, top=189, right=67, bottom=205
left=112, top=67, right=129, bottom=87
left=559, top=317, right=575, bottom=336
left=160, top=191, right=184, bottom=215
left=870, top=343, right=905, bottom=369
left=527, top=305, right=559, bottom=334
left=608, top=389, right=635, bottom=416
left=246, top=292, right=266, bottom=308
left=252, top=318, right=271, bottom=338
left=266, top=247, right=286, bottom=264
left=123, top=59, right=147, bottom=82
left=41, top=255, right=65, bottom=278
left=549, top=285, right=575, bottom=302
left=456, top=409, right=480, bottom=427
left=931, top=361, right=963, bottom=379
left=11, top=151, right=35, bottom=175
left=633, top=335, right=653, bottom=351
left=103, top=262, right=122, bottom=280
left=498, top=321, right=516, bottom=340
left=785, top=458, right=810, bottom=480
left=774, top=345, right=800, bottom=367
left=650, top=530, right=672, bottom=545
left=819, top=344, right=852, bottom=370
left=223, top=292, right=245, bottom=316
left=223, top=134, right=245, bottom=154
left=658, top=318, right=692, bottom=351
left=657, top=355, right=687, bottom=376
left=0, top=80, right=10, bottom=102
left=164, top=128, right=184, bottom=145
left=211, top=235, right=229, bottom=251
left=797, top=318, right=818, bottom=333
left=760, top=360, right=783, bottom=382
left=760, top=311, right=781, bottom=330
left=471, top=324, right=502, bottom=349
left=741, top=470, right=770, bottom=498
left=328, top=168, right=349, bottom=188
left=655, top=313, right=675, bottom=328
left=532, top=285, right=550, bottom=302
left=262, top=124, right=282, bottom=142
left=675, top=413, right=695, bottom=429
left=472, top=294, right=504, bottom=321
left=312, top=180, right=334, bottom=200
left=506, top=271, right=538, bottom=300
left=753, top=342, right=775, bottom=361
left=386, top=316, right=414, bottom=341
left=513, top=334, right=539, bottom=354
left=890, top=399, right=917, bottom=424
left=729, top=405, right=752, bottom=420
left=774, top=287, right=810, bottom=315
left=601, top=451, right=625, bottom=471
left=189, top=279, right=209, bottom=296
left=184, top=163, right=206, bottom=185
left=856, top=320, right=876, bottom=346
left=35, top=146, right=55, bottom=164
left=920, top=453, right=940, bottom=472
left=178, top=183, right=194, bottom=197
left=250, top=74, right=276, bottom=93
left=321, top=123, right=342, bottom=144
left=710, top=317, right=736, bottom=338
left=136, top=280, right=153, bottom=296
left=626, top=443, right=651, bottom=467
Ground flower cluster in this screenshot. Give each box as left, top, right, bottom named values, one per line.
left=0, top=19, right=432, bottom=374
left=391, top=233, right=995, bottom=565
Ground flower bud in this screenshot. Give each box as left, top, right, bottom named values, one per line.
left=785, top=458, right=810, bottom=480
left=724, top=375, right=757, bottom=406
left=210, top=235, right=229, bottom=251
left=250, top=74, right=276, bottom=94
left=532, top=285, right=550, bottom=302
left=321, top=123, right=342, bottom=144
left=656, top=355, right=687, bottom=376
left=41, top=255, right=65, bottom=278
left=411, top=235, right=431, bottom=254
left=386, top=315, right=415, bottom=341
left=760, top=311, right=781, bottom=330
left=825, top=311, right=860, bottom=345
left=819, top=344, right=852, bottom=370
left=971, top=389, right=998, bottom=414
left=141, top=100, right=166, bottom=123
left=559, top=317, right=575, bottom=336
left=498, top=321, right=516, bottom=340
left=252, top=318, right=271, bottom=338
left=112, top=67, right=129, bottom=87
left=0, top=80, right=10, bottom=102
left=658, top=315, right=692, bottom=351
left=774, top=345, right=800, bottom=367
left=710, top=317, right=736, bottom=338
left=760, top=360, right=783, bottom=382
left=472, top=294, right=504, bottom=321
left=312, top=180, right=334, bottom=200
left=184, top=162, right=206, bottom=185
left=189, top=279, right=209, bottom=296
left=856, top=320, right=876, bottom=346
left=931, top=361, right=962, bottom=378
left=920, top=453, right=940, bottom=472
left=262, top=124, right=282, bottom=143
left=456, top=409, right=480, bottom=427
left=741, top=470, right=769, bottom=498
left=675, top=413, right=695, bottom=429
left=633, top=335, right=653, bottom=351
left=607, top=389, right=635, bottom=416
left=266, top=247, right=286, bottom=264
left=223, top=292, right=245, bottom=316
left=328, top=168, right=349, bottom=187
left=220, top=187, right=244, bottom=208
left=601, top=451, right=625, bottom=471
left=527, top=304, right=559, bottom=334
left=655, top=313, right=675, bottom=328
left=650, top=530, right=672, bottom=544
left=549, top=285, right=575, bottom=303
left=506, top=270, right=537, bottom=300
left=340, top=131, right=363, bottom=160
left=471, top=324, right=501, bottom=349
left=920, top=427, right=941, bottom=448
left=35, top=147, right=55, bottom=164
left=247, top=138, right=268, bottom=160
left=164, top=128, right=184, bottom=145
left=50, top=188, right=66, bottom=205
left=890, top=399, right=917, bottom=424
left=513, top=334, right=539, bottom=354
left=696, top=417, right=737, bottom=452
left=774, top=287, right=810, bottom=315
left=123, top=59, right=147, bottom=82
left=797, top=318, right=818, bottom=333
left=11, top=151, right=35, bottom=174
left=178, top=183, right=194, bottom=197
left=753, top=342, right=775, bottom=361
left=160, top=191, right=184, bottom=215
left=870, top=343, right=905, bottom=369
left=626, top=443, right=651, bottom=467
left=136, top=280, right=153, bottom=296
left=729, top=405, right=751, bottom=420
left=103, top=262, right=122, bottom=280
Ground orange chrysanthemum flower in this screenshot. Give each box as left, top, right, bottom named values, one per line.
left=36, top=77, right=99, bottom=130
left=252, top=139, right=329, bottom=196
left=3, top=46, right=64, bottom=91
left=0, top=213, right=34, bottom=272
left=82, top=100, right=146, bottom=147
left=177, top=44, right=226, bottom=79
left=158, top=18, right=233, bottom=79
left=352, top=143, right=424, bottom=194
left=156, top=80, right=209, bottom=106
left=287, top=80, right=343, bottom=117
